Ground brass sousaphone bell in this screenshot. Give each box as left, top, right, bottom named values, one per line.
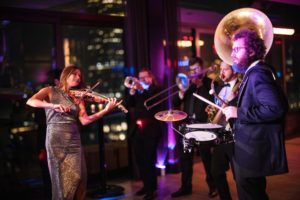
left=214, top=8, right=274, bottom=65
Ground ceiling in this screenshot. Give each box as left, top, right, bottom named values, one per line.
left=180, top=0, right=300, bottom=33
left=1, top=0, right=300, bottom=33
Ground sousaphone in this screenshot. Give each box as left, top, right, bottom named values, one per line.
left=214, top=8, right=274, bottom=65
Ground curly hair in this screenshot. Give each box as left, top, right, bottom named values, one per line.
left=233, top=29, right=266, bottom=61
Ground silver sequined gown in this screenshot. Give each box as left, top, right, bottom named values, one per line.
left=45, top=86, right=86, bottom=200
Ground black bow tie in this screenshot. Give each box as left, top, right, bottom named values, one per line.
left=223, top=83, right=230, bottom=87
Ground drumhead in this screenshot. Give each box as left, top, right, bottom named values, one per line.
left=185, top=131, right=217, bottom=141
left=186, top=123, right=223, bottom=129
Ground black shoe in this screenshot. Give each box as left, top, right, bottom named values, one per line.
left=208, top=188, right=218, bottom=198
left=143, top=192, right=155, bottom=200
left=171, top=188, right=192, bottom=198
left=136, top=187, right=146, bottom=196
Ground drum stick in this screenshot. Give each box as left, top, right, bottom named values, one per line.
left=171, top=126, right=186, bottom=138
left=193, top=93, right=224, bottom=111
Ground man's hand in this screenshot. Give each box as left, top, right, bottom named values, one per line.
left=222, top=106, right=237, bottom=121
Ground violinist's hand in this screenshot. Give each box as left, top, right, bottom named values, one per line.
left=52, top=104, right=71, bottom=113
left=222, top=106, right=237, bottom=121
left=104, top=98, right=120, bottom=112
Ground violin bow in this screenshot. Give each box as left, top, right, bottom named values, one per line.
left=79, top=81, right=101, bottom=99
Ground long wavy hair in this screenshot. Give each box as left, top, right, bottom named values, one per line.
left=233, top=29, right=266, bottom=63
left=59, top=65, right=85, bottom=92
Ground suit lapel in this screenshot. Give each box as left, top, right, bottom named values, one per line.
left=237, top=62, right=263, bottom=106
left=237, top=75, right=249, bottom=106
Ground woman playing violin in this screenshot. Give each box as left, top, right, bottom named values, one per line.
left=26, top=65, right=120, bottom=200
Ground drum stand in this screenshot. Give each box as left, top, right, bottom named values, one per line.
left=171, top=126, right=196, bottom=153
left=171, top=126, right=185, bottom=137
left=88, top=119, right=124, bottom=198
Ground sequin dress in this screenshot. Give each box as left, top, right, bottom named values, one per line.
left=45, top=86, right=86, bottom=200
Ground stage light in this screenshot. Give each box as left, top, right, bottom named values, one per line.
left=198, top=40, right=204, bottom=46
left=177, top=40, right=192, bottom=47
left=156, top=164, right=166, bottom=176
left=273, top=27, right=295, bottom=35
left=136, top=119, right=143, bottom=128
left=155, top=164, right=166, bottom=169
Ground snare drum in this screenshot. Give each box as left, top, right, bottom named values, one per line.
left=182, top=130, right=217, bottom=152
left=185, top=123, right=223, bottom=130
left=185, top=131, right=217, bottom=143
left=215, top=129, right=234, bottom=144
left=181, top=123, right=222, bottom=146
left=183, top=123, right=234, bottom=145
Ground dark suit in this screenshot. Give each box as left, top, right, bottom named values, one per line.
left=173, top=77, right=216, bottom=192
left=233, top=62, right=288, bottom=199
left=127, top=84, right=163, bottom=194
left=211, top=81, right=239, bottom=200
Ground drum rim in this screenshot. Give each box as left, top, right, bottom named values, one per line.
left=185, top=130, right=217, bottom=141
left=185, top=123, right=223, bottom=129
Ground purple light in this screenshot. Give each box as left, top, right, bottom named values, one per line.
left=155, top=164, right=166, bottom=169
left=178, top=59, right=189, bottom=67
left=167, top=122, right=176, bottom=149
left=168, top=143, right=176, bottom=150
left=35, top=69, right=48, bottom=83
left=168, top=158, right=179, bottom=164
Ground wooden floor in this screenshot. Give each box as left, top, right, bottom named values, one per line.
left=87, top=135, right=300, bottom=200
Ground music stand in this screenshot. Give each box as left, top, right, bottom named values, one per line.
left=88, top=118, right=124, bottom=198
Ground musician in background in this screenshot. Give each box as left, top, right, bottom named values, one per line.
left=223, top=29, right=288, bottom=200
left=26, top=65, right=119, bottom=200
left=126, top=68, right=163, bottom=200
left=206, top=61, right=239, bottom=200
left=171, top=57, right=217, bottom=198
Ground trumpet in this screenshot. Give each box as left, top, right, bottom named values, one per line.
left=143, top=73, right=189, bottom=110
left=124, top=76, right=143, bottom=95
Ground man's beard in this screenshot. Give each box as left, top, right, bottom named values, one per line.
left=232, top=62, right=248, bottom=74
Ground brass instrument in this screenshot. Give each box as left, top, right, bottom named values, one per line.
left=210, top=8, right=274, bottom=124
left=214, top=8, right=273, bottom=65
left=207, top=78, right=223, bottom=122
left=209, top=79, right=227, bottom=105
left=144, top=73, right=189, bottom=110
left=143, top=64, right=218, bottom=112
left=210, top=81, right=241, bottom=124
left=124, top=76, right=143, bottom=95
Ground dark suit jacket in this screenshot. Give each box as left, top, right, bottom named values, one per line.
left=173, top=76, right=212, bottom=123
left=234, top=62, right=288, bottom=177
left=126, top=84, right=163, bottom=138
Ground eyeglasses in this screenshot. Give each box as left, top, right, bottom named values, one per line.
left=232, top=46, right=247, bottom=53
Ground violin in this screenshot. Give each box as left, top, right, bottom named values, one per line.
left=69, top=89, right=128, bottom=113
